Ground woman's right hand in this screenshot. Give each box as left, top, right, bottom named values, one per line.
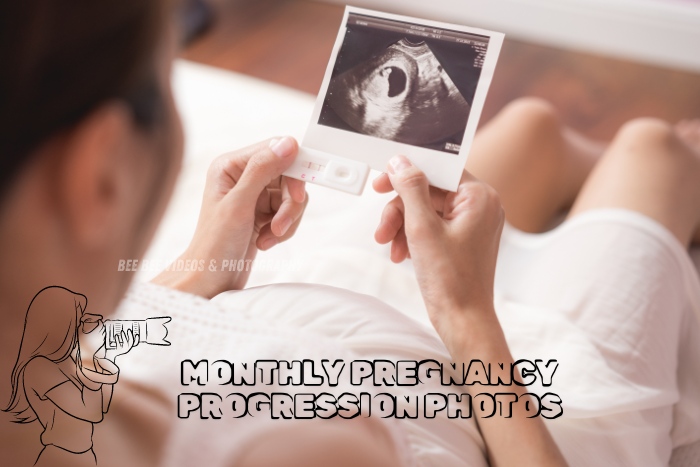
left=373, top=156, right=505, bottom=351
left=104, top=329, right=137, bottom=362
left=375, top=157, right=569, bottom=467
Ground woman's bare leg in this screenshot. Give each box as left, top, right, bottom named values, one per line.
left=569, top=118, right=700, bottom=247
left=676, top=119, right=700, bottom=243
left=466, top=98, right=606, bottom=232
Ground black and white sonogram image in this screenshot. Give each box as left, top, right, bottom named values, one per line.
left=319, top=14, right=490, bottom=154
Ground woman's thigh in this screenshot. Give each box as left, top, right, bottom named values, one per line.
left=467, top=97, right=599, bottom=232
left=569, top=118, right=700, bottom=247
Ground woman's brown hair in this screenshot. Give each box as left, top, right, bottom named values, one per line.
left=0, top=0, right=167, bottom=198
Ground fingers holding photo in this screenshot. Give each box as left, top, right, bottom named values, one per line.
left=153, top=136, right=310, bottom=297
left=258, top=185, right=309, bottom=251
left=225, top=137, right=295, bottom=206
left=373, top=155, right=505, bottom=320
left=373, top=156, right=450, bottom=262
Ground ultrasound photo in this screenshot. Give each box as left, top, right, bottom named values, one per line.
left=319, top=14, right=489, bottom=154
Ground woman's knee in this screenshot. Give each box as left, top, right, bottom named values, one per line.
left=485, top=97, right=563, bottom=171
left=611, top=118, right=675, bottom=157
left=496, top=97, right=560, bottom=134
left=607, top=117, right=699, bottom=172
left=574, top=117, right=700, bottom=239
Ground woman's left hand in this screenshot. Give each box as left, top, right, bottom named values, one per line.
left=77, top=314, right=105, bottom=369
left=153, top=137, right=307, bottom=298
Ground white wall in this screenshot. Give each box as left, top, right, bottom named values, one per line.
left=322, top=0, right=700, bottom=72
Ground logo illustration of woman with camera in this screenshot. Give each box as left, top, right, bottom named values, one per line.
left=4, top=286, right=137, bottom=466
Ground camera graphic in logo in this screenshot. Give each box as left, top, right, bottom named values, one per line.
left=104, top=317, right=171, bottom=349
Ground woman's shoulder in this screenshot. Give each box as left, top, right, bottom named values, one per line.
left=23, top=357, right=69, bottom=394
left=23, top=356, right=59, bottom=374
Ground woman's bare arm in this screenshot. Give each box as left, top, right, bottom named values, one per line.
left=449, top=311, right=566, bottom=466
left=374, top=157, right=567, bottom=466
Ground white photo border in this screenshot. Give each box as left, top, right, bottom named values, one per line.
left=302, top=6, right=504, bottom=192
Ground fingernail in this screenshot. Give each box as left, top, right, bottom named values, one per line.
left=388, top=155, right=411, bottom=174
left=269, top=136, right=295, bottom=158
left=278, top=217, right=293, bottom=236
left=261, top=237, right=278, bottom=250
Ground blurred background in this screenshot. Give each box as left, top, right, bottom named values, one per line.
left=180, top=0, right=700, bottom=141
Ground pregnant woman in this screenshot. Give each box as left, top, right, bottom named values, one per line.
left=1, top=0, right=699, bottom=466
